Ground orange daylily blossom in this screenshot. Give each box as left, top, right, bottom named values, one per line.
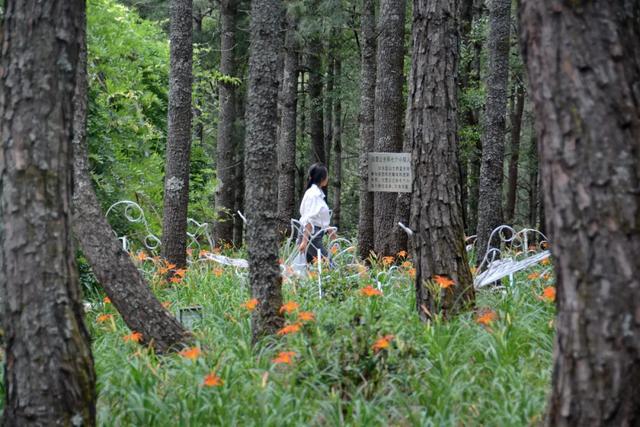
left=123, top=332, right=143, bottom=343
left=97, top=314, right=113, bottom=323
left=213, top=267, right=224, bottom=278
left=103, top=296, right=112, bottom=304
left=162, top=301, right=172, bottom=309
left=541, top=258, right=551, bottom=266
left=297, top=311, right=315, bottom=322
left=169, top=276, right=182, bottom=284
left=401, top=261, right=412, bottom=269
left=174, top=268, right=187, bottom=278
left=279, top=301, right=300, bottom=314
left=136, top=251, right=148, bottom=262
left=180, top=347, right=202, bottom=360
left=199, top=249, right=209, bottom=258
left=372, top=335, right=395, bottom=353
left=527, top=272, right=540, bottom=280
left=308, top=271, right=318, bottom=279
left=330, top=246, right=338, bottom=255
left=433, top=275, right=455, bottom=289
left=541, top=286, right=556, bottom=302
left=476, top=310, right=498, bottom=325
left=203, top=372, right=223, bottom=387
left=272, top=351, right=296, bottom=365
left=241, top=298, right=259, bottom=312
left=408, top=268, right=416, bottom=279
left=360, top=285, right=383, bottom=297
left=276, top=323, right=302, bottom=336
left=543, top=273, right=552, bottom=281
left=382, top=256, right=394, bottom=266
left=397, top=250, right=408, bottom=258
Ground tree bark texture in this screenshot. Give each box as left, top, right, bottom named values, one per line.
left=475, top=0, right=510, bottom=266
left=357, top=0, right=377, bottom=260
left=332, top=59, right=342, bottom=229
left=277, top=12, right=299, bottom=235
left=72, top=26, right=191, bottom=355
left=521, top=1, right=640, bottom=425
left=409, top=0, right=474, bottom=320
left=162, top=0, right=193, bottom=268
left=466, top=36, right=483, bottom=236
left=214, top=0, right=238, bottom=246
left=0, top=1, right=96, bottom=424
left=373, top=0, right=406, bottom=257
left=245, top=0, right=285, bottom=342
left=504, top=83, right=525, bottom=224
left=307, top=29, right=325, bottom=164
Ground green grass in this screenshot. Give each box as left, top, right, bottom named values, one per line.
left=82, top=253, right=555, bottom=426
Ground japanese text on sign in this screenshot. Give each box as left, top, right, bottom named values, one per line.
left=368, top=152, right=412, bottom=193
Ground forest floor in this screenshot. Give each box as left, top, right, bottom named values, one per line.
left=1, top=250, right=556, bottom=426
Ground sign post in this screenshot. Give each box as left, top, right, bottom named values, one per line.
left=368, top=152, right=412, bottom=193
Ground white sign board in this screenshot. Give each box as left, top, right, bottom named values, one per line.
left=368, top=152, right=412, bottom=193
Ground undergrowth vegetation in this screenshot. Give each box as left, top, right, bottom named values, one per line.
left=78, top=250, right=555, bottom=426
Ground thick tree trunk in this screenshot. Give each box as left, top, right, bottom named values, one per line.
left=307, top=25, right=325, bottom=165
left=410, top=0, right=474, bottom=320
left=245, top=0, right=285, bottom=341
left=504, top=83, right=525, bottom=224
left=357, top=0, right=377, bottom=260
left=332, top=59, right=343, bottom=229
left=373, top=0, right=406, bottom=257
left=162, top=0, right=193, bottom=268
left=277, top=12, right=299, bottom=235
left=214, top=0, right=238, bottom=246
left=475, top=0, right=511, bottom=266
left=0, top=1, right=96, bottom=424
left=72, top=26, right=191, bottom=355
left=521, top=1, right=640, bottom=425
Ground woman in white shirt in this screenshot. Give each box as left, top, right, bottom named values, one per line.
left=298, top=163, right=336, bottom=263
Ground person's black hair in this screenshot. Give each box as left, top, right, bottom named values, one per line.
left=306, top=163, right=328, bottom=191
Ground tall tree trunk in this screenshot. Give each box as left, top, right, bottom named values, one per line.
left=307, top=26, right=325, bottom=164
left=233, top=91, right=246, bottom=247
left=245, top=0, right=285, bottom=342
left=0, top=1, right=96, bottom=424
left=504, top=83, right=525, bottom=224
left=324, top=57, right=334, bottom=170
left=410, top=0, right=474, bottom=320
left=521, top=1, right=640, bottom=425
left=373, top=0, right=406, bottom=257
left=332, top=59, right=343, bottom=229
left=528, top=128, right=538, bottom=229
left=475, top=0, right=511, bottom=266
left=277, top=12, right=299, bottom=235
left=162, top=0, right=193, bottom=268
left=357, top=0, right=377, bottom=260
left=214, top=0, right=238, bottom=246
left=73, top=27, right=191, bottom=354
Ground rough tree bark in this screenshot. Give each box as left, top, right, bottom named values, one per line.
left=214, top=0, right=238, bottom=245
left=307, top=14, right=325, bottom=165
left=277, top=11, right=299, bottom=235
left=373, top=0, right=406, bottom=257
left=162, top=0, right=193, bottom=268
left=504, top=83, right=525, bottom=224
left=521, top=1, right=640, bottom=425
left=475, top=0, right=511, bottom=266
left=72, top=20, right=191, bottom=355
left=357, top=0, right=377, bottom=260
left=233, top=92, right=246, bottom=247
left=245, top=0, right=285, bottom=341
left=0, top=1, right=96, bottom=424
left=409, top=0, right=475, bottom=320
left=332, top=59, right=343, bottom=229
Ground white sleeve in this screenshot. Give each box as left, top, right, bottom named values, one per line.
left=299, top=192, right=324, bottom=227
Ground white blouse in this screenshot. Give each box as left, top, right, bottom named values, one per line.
left=299, top=184, right=331, bottom=228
